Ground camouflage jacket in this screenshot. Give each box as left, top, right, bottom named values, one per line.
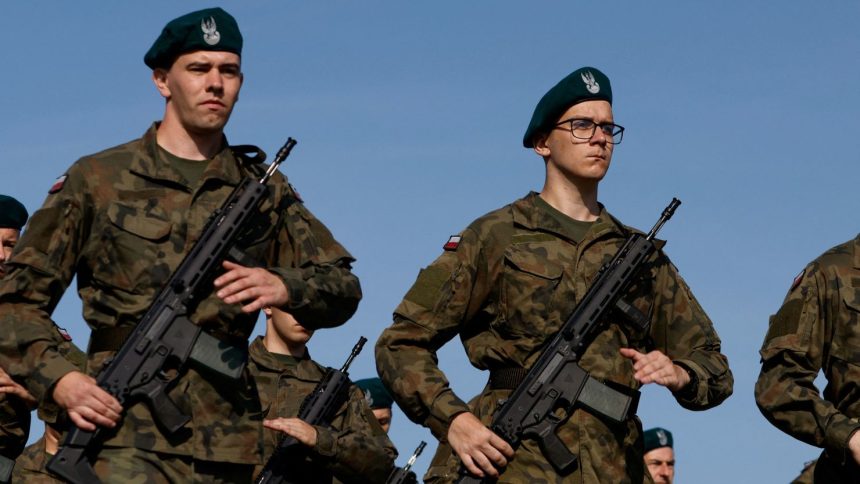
left=755, top=235, right=860, bottom=478
left=249, top=337, right=397, bottom=483
left=375, top=192, right=732, bottom=483
left=0, top=124, right=362, bottom=463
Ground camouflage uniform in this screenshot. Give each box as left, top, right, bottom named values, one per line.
left=249, top=337, right=397, bottom=483
left=376, top=192, right=732, bottom=483
left=755, top=235, right=860, bottom=483
left=0, top=124, right=361, bottom=470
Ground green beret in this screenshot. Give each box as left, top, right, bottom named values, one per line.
left=523, top=66, right=613, bottom=148
left=643, top=427, right=673, bottom=453
left=0, top=195, right=28, bottom=230
left=355, top=377, right=394, bottom=409
left=144, top=7, right=243, bottom=69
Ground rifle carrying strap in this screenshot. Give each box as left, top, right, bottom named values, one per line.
left=489, top=368, right=640, bottom=423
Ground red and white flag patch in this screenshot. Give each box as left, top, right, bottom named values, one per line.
left=443, top=235, right=462, bottom=251
left=49, top=175, right=67, bottom=194
left=790, top=269, right=805, bottom=292
left=56, top=326, right=73, bottom=341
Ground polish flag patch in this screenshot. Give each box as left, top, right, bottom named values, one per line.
left=443, top=235, right=462, bottom=251
left=56, top=326, right=73, bottom=341
left=790, top=269, right=805, bottom=292
left=49, top=175, right=67, bottom=194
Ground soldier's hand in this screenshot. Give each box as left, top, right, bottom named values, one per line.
left=215, top=260, right=289, bottom=313
left=620, top=348, right=690, bottom=392
left=849, top=429, right=860, bottom=465
left=264, top=418, right=318, bottom=447
left=0, top=366, right=37, bottom=409
left=448, top=412, right=514, bottom=478
left=53, top=371, right=122, bottom=431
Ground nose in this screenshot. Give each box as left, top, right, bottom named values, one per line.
left=205, top=70, right=224, bottom=94
left=589, top=125, right=608, bottom=145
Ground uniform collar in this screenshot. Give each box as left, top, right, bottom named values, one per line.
left=129, top=122, right=244, bottom=189
left=512, top=191, right=629, bottom=243
left=249, top=336, right=325, bottom=382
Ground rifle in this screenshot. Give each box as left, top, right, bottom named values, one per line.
left=386, top=441, right=427, bottom=484
left=457, top=199, right=681, bottom=483
left=47, top=139, right=298, bottom=483
left=254, top=336, right=367, bottom=484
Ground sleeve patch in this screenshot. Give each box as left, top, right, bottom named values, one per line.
left=789, top=269, right=806, bottom=292
left=443, top=235, right=461, bottom=251
left=403, top=265, right=451, bottom=310
left=49, top=175, right=67, bottom=194
left=764, top=299, right=803, bottom=342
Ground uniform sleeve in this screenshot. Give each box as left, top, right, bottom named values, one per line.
left=312, top=386, right=397, bottom=483
left=650, top=255, right=733, bottom=410
left=0, top=164, right=89, bottom=404
left=754, top=263, right=860, bottom=460
left=269, top=187, right=361, bottom=329
left=375, top=226, right=487, bottom=439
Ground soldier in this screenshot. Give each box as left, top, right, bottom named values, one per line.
left=251, top=307, right=396, bottom=483
left=0, top=194, right=28, bottom=278
left=375, top=66, right=733, bottom=482
left=0, top=194, right=32, bottom=482
left=355, top=377, right=395, bottom=433
left=0, top=7, right=361, bottom=481
left=755, top=235, right=860, bottom=483
left=643, top=427, right=675, bottom=484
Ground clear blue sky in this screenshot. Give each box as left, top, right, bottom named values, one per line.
left=2, top=2, right=859, bottom=482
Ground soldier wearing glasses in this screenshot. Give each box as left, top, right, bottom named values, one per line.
left=376, top=66, right=732, bottom=482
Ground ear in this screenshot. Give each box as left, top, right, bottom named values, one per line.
left=152, top=68, right=171, bottom=99
left=533, top=132, right=552, bottom=158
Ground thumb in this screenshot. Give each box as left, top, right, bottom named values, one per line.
left=619, top=348, right=642, bottom=360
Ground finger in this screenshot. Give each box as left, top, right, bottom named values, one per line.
left=68, top=411, right=96, bottom=432
left=214, top=263, right=249, bottom=288
left=241, top=296, right=270, bottom=313
left=94, top=389, right=123, bottom=414
left=488, top=433, right=515, bottom=458
left=78, top=407, right=116, bottom=428
left=460, top=455, right=484, bottom=478
left=482, top=446, right=508, bottom=468
left=619, top=348, right=643, bottom=361
left=472, top=451, right=499, bottom=478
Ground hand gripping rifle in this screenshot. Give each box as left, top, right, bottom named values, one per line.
left=254, top=336, right=367, bottom=484
left=386, top=441, right=427, bottom=484
left=457, top=199, right=681, bottom=483
left=47, top=139, right=298, bottom=483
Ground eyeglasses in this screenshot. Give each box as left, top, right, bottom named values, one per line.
left=554, top=117, right=625, bottom=144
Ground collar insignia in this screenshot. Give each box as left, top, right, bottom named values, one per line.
left=581, top=71, right=600, bottom=94
left=201, top=16, right=221, bottom=46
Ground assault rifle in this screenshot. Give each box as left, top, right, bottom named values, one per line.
left=457, top=199, right=681, bottom=483
left=47, top=139, right=298, bottom=483
left=254, top=336, right=367, bottom=484
left=386, top=441, right=427, bottom=484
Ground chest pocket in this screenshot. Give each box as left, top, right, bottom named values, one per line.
left=498, top=243, right=565, bottom=339
left=97, top=201, right=174, bottom=292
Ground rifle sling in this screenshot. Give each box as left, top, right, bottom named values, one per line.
left=489, top=368, right=639, bottom=423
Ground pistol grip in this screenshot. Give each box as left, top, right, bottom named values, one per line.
left=132, top=379, right=190, bottom=434
left=523, top=416, right=578, bottom=473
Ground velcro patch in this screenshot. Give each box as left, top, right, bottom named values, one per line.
left=49, top=175, right=67, bottom=194
left=443, top=235, right=461, bottom=251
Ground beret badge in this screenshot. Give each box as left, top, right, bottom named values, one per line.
left=202, top=17, right=221, bottom=46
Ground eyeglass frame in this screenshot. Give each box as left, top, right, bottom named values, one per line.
left=553, top=117, right=625, bottom=144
